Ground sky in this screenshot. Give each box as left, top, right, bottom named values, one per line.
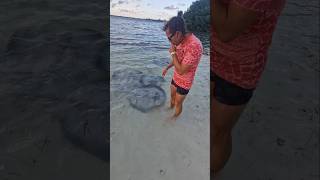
left=110, top=0, right=196, bottom=20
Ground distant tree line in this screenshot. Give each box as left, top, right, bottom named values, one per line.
left=183, top=0, right=210, bottom=32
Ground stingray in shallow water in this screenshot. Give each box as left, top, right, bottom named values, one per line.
left=111, top=69, right=144, bottom=92
left=128, top=86, right=166, bottom=112
left=140, top=75, right=165, bottom=87
left=111, top=69, right=166, bottom=112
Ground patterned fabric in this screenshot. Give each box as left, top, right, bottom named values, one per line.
left=211, top=0, right=286, bottom=89
left=172, top=33, right=203, bottom=90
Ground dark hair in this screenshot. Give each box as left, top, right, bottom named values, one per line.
left=163, top=11, right=187, bottom=35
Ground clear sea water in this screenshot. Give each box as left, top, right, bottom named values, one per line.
left=110, top=15, right=209, bottom=78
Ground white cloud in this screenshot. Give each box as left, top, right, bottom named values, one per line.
left=164, top=5, right=179, bottom=10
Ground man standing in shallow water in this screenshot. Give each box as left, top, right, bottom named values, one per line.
left=162, top=11, right=203, bottom=119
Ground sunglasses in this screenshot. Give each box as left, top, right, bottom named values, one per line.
left=168, top=33, right=175, bottom=41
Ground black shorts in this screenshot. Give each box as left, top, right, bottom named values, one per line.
left=171, top=79, right=189, bottom=95
left=210, top=71, right=254, bottom=105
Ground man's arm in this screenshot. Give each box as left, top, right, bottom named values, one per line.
left=166, top=61, right=174, bottom=70
left=212, top=0, right=259, bottom=42
left=171, top=53, right=192, bottom=75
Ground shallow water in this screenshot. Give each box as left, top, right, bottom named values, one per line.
left=110, top=15, right=209, bottom=103
left=110, top=16, right=169, bottom=73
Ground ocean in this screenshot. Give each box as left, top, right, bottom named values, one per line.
left=110, top=15, right=209, bottom=73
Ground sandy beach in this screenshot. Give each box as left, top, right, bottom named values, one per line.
left=215, top=0, right=319, bottom=179
left=0, top=0, right=108, bottom=179
left=110, top=54, right=210, bottom=180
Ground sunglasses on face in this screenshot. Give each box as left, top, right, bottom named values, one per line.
left=168, top=33, right=175, bottom=41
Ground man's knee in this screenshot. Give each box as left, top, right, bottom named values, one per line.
left=175, top=96, right=185, bottom=106
left=175, top=100, right=182, bottom=108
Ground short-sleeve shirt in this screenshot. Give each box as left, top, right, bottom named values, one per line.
left=211, top=0, right=286, bottom=89
left=172, top=33, right=203, bottom=90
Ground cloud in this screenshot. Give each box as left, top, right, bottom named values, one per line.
left=178, top=3, right=186, bottom=6
left=118, top=0, right=127, bottom=5
left=112, top=0, right=129, bottom=8
left=136, top=4, right=140, bottom=8
left=164, top=5, right=179, bottom=10
left=120, top=9, right=136, bottom=14
left=147, top=3, right=151, bottom=6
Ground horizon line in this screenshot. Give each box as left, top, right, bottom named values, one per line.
left=110, top=14, right=167, bottom=22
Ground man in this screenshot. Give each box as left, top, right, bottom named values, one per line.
left=211, top=0, right=286, bottom=176
left=162, top=11, right=203, bottom=119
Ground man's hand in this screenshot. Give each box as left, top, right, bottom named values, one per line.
left=162, top=67, right=168, bottom=77
left=162, top=60, right=174, bottom=77
left=169, top=44, right=176, bottom=53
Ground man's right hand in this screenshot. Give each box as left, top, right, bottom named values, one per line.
left=169, top=44, right=176, bottom=53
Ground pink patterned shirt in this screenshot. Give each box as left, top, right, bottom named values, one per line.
left=172, top=33, right=203, bottom=90
left=211, top=0, right=286, bottom=89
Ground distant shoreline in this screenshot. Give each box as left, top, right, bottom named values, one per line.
left=110, top=15, right=165, bottom=22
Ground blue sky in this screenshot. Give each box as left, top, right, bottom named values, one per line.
left=110, top=0, right=196, bottom=20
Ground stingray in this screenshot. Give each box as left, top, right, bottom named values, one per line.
left=111, top=69, right=144, bottom=92
left=140, top=75, right=165, bottom=87
left=111, top=69, right=167, bottom=112
left=128, top=86, right=166, bottom=112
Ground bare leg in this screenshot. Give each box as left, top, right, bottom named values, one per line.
left=210, top=81, right=247, bottom=177
left=173, top=93, right=186, bottom=118
left=169, top=84, right=177, bottom=109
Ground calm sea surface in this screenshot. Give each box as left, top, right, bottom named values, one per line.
left=110, top=15, right=209, bottom=78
